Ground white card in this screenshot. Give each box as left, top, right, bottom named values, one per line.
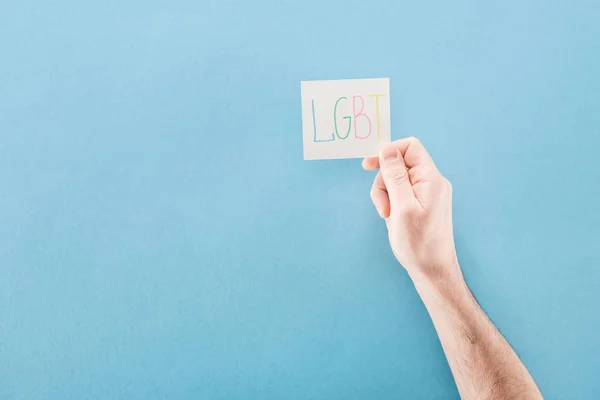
left=301, top=78, right=390, bottom=160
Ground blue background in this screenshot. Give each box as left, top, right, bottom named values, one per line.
left=1, top=0, right=599, bottom=398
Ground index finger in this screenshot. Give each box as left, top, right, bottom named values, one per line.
left=362, top=156, right=380, bottom=170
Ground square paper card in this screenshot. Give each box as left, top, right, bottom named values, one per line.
left=301, top=78, right=390, bottom=160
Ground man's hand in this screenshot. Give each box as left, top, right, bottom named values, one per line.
left=363, top=137, right=460, bottom=285
left=364, top=138, right=543, bottom=400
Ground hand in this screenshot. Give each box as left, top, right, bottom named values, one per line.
left=365, top=139, right=543, bottom=399
left=363, top=137, right=461, bottom=284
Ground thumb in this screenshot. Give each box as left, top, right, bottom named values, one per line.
left=379, top=145, right=416, bottom=210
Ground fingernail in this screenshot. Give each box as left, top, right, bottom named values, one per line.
left=375, top=204, right=383, bottom=218
left=381, top=147, right=399, bottom=163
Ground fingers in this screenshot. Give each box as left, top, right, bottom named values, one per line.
left=362, top=157, right=379, bottom=171
left=370, top=171, right=390, bottom=218
left=362, top=137, right=440, bottom=179
left=379, top=145, right=417, bottom=210
left=365, top=137, right=442, bottom=215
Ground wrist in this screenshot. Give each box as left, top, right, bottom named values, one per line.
left=408, top=261, right=469, bottom=303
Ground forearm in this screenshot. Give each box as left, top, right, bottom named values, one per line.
left=412, top=268, right=543, bottom=400
left=365, top=139, right=542, bottom=398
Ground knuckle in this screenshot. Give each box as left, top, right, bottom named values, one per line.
left=369, top=188, right=377, bottom=201
left=443, top=177, right=453, bottom=192
left=384, top=165, right=409, bottom=184
left=408, top=136, right=421, bottom=145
